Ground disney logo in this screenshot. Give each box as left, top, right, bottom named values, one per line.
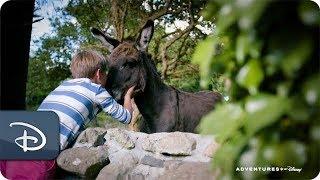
left=9, top=122, right=47, bottom=152
left=287, top=166, right=302, bottom=173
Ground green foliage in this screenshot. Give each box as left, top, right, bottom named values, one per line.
left=27, top=52, right=70, bottom=109
left=236, top=59, right=264, bottom=95
left=86, top=113, right=127, bottom=129
left=303, top=74, right=320, bottom=106
left=192, top=36, right=216, bottom=88
left=193, top=0, right=320, bottom=179
left=244, top=94, right=290, bottom=136
left=199, top=103, right=245, bottom=143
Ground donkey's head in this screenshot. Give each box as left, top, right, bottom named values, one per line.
left=91, top=20, right=155, bottom=101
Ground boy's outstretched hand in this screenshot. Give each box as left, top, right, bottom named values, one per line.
left=124, top=86, right=135, bottom=123
left=125, top=86, right=135, bottom=99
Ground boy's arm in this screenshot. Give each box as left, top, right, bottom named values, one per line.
left=95, top=86, right=134, bottom=124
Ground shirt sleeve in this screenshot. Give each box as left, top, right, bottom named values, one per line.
left=94, top=86, right=131, bottom=124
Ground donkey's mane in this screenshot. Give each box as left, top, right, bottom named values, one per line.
left=110, top=42, right=139, bottom=61
left=140, top=52, right=161, bottom=80
left=110, top=41, right=161, bottom=80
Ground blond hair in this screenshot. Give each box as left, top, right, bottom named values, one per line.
left=70, top=49, right=108, bottom=78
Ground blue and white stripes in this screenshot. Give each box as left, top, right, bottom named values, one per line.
left=38, top=78, right=131, bottom=150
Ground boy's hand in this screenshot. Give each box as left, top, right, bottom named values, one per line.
left=124, top=86, right=135, bottom=122
left=125, top=86, right=136, bottom=99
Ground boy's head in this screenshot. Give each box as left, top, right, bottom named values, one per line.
left=71, top=49, right=108, bottom=87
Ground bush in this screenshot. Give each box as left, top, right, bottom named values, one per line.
left=193, top=1, right=320, bottom=179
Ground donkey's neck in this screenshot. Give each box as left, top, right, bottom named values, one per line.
left=133, top=55, right=175, bottom=132
left=134, top=73, right=171, bottom=129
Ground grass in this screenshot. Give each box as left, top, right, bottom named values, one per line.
left=85, top=113, right=128, bottom=129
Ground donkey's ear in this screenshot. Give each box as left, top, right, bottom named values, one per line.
left=90, top=27, right=120, bottom=52
left=136, top=20, right=154, bottom=51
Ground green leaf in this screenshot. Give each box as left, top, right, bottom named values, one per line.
left=310, top=125, right=320, bottom=143
left=276, top=81, right=292, bottom=97
left=263, top=141, right=306, bottom=167
left=238, top=139, right=271, bottom=179
left=235, top=33, right=249, bottom=64
left=244, top=94, right=290, bottom=136
left=192, top=36, right=215, bottom=64
left=249, top=39, right=262, bottom=59
left=287, top=96, right=310, bottom=122
left=302, top=74, right=320, bottom=106
left=236, top=59, right=264, bottom=94
left=264, top=51, right=283, bottom=76
left=281, top=35, right=312, bottom=78
left=236, top=32, right=261, bottom=64
left=237, top=0, right=269, bottom=30
left=192, top=36, right=216, bottom=88
left=215, top=4, right=238, bottom=34
left=198, top=103, right=245, bottom=143
left=212, top=131, right=249, bottom=177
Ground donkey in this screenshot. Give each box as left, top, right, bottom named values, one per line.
left=91, top=20, right=222, bottom=133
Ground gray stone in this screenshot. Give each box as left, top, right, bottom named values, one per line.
left=57, top=145, right=109, bottom=178
left=141, top=155, right=165, bottom=167
left=96, top=163, right=122, bottom=180
left=109, top=150, right=138, bottom=170
left=107, top=128, right=135, bottom=149
left=73, top=127, right=107, bottom=148
left=131, top=164, right=165, bottom=179
left=126, top=173, right=145, bottom=180
left=163, top=160, right=183, bottom=170
left=58, top=128, right=219, bottom=179
left=97, top=151, right=138, bottom=180
left=160, top=161, right=216, bottom=180
left=142, top=132, right=196, bottom=156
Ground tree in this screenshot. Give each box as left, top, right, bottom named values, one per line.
left=65, top=0, right=212, bottom=80
left=27, top=0, right=213, bottom=110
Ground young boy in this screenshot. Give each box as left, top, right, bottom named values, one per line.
left=0, top=49, right=134, bottom=179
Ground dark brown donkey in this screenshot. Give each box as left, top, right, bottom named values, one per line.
left=91, top=20, right=222, bottom=133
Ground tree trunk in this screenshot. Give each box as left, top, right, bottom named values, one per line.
left=1, top=0, right=35, bottom=110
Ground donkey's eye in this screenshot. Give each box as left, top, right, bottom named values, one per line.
left=127, top=61, right=137, bottom=67
left=120, top=61, right=136, bottom=70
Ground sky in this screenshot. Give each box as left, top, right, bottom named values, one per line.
left=32, top=0, right=69, bottom=37
left=30, top=0, right=69, bottom=54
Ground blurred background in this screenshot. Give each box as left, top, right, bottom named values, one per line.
left=28, top=0, right=319, bottom=179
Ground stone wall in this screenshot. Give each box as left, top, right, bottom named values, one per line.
left=57, top=127, right=219, bottom=179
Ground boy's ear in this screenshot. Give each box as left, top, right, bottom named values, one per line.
left=136, top=20, right=154, bottom=51
left=90, top=27, right=120, bottom=52
left=93, top=69, right=100, bottom=79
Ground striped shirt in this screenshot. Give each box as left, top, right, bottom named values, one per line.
left=37, top=78, right=131, bottom=150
